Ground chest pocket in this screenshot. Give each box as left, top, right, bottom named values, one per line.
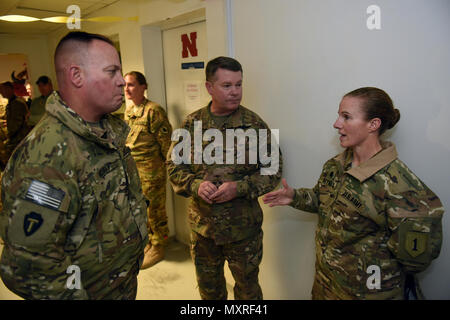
left=318, top=168, right=339, bottom=208
left=126, top=108, right=152, bottom=147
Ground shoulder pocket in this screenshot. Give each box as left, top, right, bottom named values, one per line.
left=7, top=179, right=71, bottom=259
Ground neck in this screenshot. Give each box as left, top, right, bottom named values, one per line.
left=352, top=136, right=382, bottom=167
left=132, top=96, right=146, bottom=106
left=210, top=101, right=234, bottom=116
left=60, top=90, right=102, bottom=122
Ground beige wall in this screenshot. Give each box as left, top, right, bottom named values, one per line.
left=0, top=34, right=52, bottom=98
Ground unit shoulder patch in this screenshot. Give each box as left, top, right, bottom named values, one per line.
left=405, top=231, right=428, bottom=258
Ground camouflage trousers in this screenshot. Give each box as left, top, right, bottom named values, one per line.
left=190, top=229, right=263, bottom=300
left=135, top=161, right=169, bottom=247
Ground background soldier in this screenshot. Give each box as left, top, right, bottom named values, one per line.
left=0, top=81, right=30, bottom=170
left=0, top=31, right=148, bottom=299
left=167, top=56, right=282, bottom=300
left=28, top=75, right=54, bottom=128
left=124, top=71, right=172, bottom=269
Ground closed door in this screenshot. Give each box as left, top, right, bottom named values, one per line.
left=163, top=20, right=209, bottom=245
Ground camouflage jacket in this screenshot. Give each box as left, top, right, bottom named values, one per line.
left=167, top=103, right=282, bottom=245
left=0, top=96, right=29, bottom=152
left=124, top=98, right=172, bottom=164
left=0, top=91, right=148, bottom=300
left=28, top=94, right=50, bottom=127
left=291, top=142, right=444, bottom=299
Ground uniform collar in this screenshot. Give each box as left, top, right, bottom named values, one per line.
left=126, top=98, right=148, bottom=119
left=45, top=91, right=129, bottom=150
left=335, top=141, right=398, bottom=182
left=200, top=101, right=253, bottom=129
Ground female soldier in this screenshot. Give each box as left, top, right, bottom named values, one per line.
left=263, top=87, right=444, bottom=299
left=124, top=71, right=173, bottom=269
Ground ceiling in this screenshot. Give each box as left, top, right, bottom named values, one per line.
left=0, top=0, right=121, bottom=35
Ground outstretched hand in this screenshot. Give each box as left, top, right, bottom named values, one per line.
left=262, top=178, right=295, bottom=207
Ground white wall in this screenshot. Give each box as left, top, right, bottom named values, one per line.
left=205, top=0, right=450, bottom=299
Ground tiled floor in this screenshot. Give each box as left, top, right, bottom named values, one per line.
left=0, top=239, right=235, bottom=300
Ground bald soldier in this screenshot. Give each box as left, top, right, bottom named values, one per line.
left=0, top=31, right=148, bottom=299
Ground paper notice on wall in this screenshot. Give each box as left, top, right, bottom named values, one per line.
left=184, top=81, right=202, bottom=110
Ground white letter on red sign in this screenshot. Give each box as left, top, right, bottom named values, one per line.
left=181, top=32, right=198, bottom=58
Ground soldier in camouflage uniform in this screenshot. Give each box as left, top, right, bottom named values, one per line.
left=0, top=32, right=148, bottom=299
left=124, top=71, right=172, bottom=269
left=263, top=87, right=444, bottom=299
left=0, top=81, right=30, bottom=170
left=167, top=57, right=282, bottom=299
left=28, top=75, right=54, bottom=128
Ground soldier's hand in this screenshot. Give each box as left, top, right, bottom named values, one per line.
left=198, top=181, right=218, bottom=204
left=209, top=181, right=237, bottom=204
left=262, top=178, right=294, bottom=207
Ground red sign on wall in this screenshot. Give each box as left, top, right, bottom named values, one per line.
left=181, top=32, right=198, bottom=58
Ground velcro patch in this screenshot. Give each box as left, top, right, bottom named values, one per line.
left=25, top=180, right=65, bottom=211
left=405, top=231, right=428, bottom=258
left=23, top=212, right=43, bottom=236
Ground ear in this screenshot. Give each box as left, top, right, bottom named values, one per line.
left=205, top=81, right=213, bottom=95
left=368, top=118, right=381, bottom=133
left=68, top=64, right=83, bottom=88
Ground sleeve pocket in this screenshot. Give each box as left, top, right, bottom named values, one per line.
left=7, top=179, right=70, bottom=259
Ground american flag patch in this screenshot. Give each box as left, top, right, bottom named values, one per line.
left=25, top=180, right=65, bottom=210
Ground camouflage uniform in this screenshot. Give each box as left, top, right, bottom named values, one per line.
left=290, top=141, right=444, bottom=299
left=125, top=99, right=172, bottom=246
left=0, top=92, right=148, bottom=299
left=28, top=94, right=50, bottom=127
left=167, top=103, right=282, bottom=299
left=0, top=96, right=29, bottom=169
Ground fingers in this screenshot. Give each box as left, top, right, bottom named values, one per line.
left=198, top=181, right=218, bottom=204
left=209, top=188, right=225, bottom=201
left=282, top=178, right=289, bottom=189
left=209, top=182, right=237, bottom=203
left=262, top=189, right=283, bottom=202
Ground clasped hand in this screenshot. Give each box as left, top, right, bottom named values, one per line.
left=198, top=181, right=237, bottom=204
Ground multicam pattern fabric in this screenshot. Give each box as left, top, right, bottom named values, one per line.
left=0, top=96, right=30, bottom=169
left=125, top=99, right=172, bottom=246
left=190, top=229, right=263, bottom=300
left=168, top=102, right=281, bottom=300
left=290, top=141, right=444, bottom=299
left=167, top=103, right=283, bottom=245
left=0, top=91, right=148, bottom=299
left=28, top=94, right=49, bottom=127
